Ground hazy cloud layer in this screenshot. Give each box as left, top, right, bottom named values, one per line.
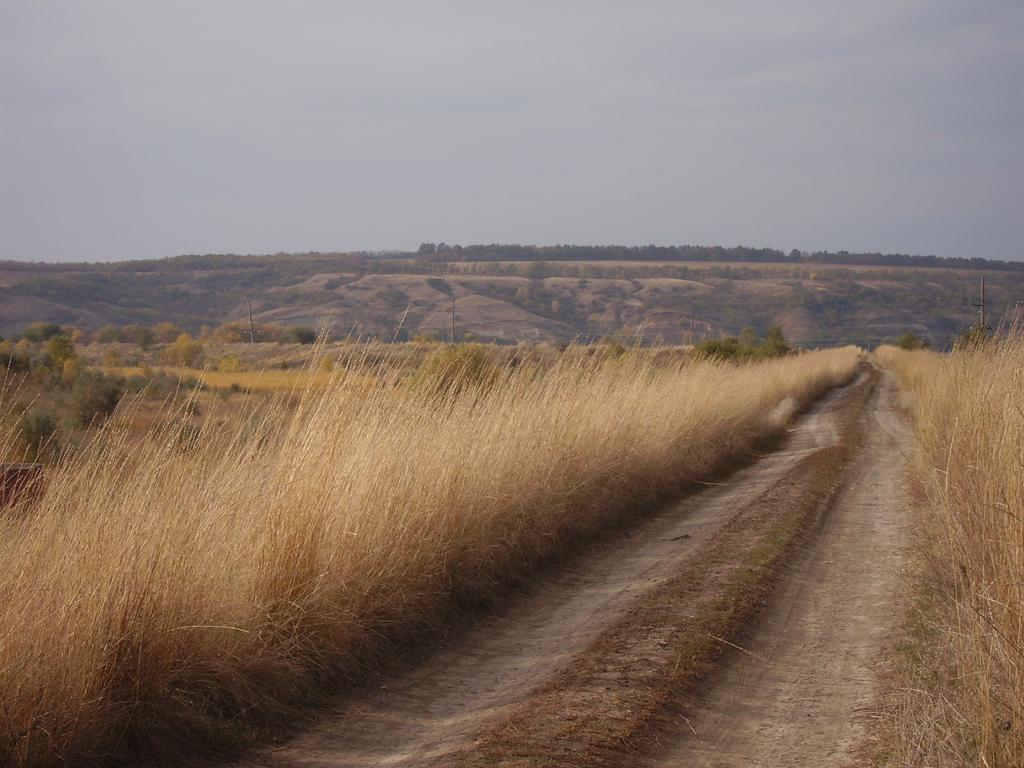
left=2, top=1, right=1021, bottom=262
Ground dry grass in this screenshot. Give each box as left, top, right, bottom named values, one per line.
left=0, top=345, right=858, bottom=767
left=102, top=365, right=340, bottom=392
left=876, top=339, right=1024, bottom=766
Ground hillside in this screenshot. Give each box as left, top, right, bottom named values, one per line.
left=1, top=250, right=1021, bottom=347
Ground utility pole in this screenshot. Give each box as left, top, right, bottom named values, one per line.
left=971, top=275, right=988, bottom=335
left=980, top=274, right=986, bottom=333
left=451, top=294, right=456, bottom=344
left=968, top=275, right=992, bottom=342
left=248, top=296, right=257, bottom=345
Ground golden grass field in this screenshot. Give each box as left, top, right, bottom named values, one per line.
left=0, top=346, right=859, bottom=766
left=103, top=365, right=338, bottom=391
left=876, top=338, right=1024, bottom=766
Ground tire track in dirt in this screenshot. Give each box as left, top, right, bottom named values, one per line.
left=637, top=371, right=911, bottom=767
left=234, top=381, right=862, bottom=768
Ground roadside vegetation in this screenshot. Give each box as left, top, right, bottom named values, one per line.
left=695, top=324, right=791, bottom=361
left=876, top=337, right=1023, bottom=766
left=0, top=342, right=858, bottom=767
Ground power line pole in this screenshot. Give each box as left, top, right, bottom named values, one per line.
left=971, top=275, right=987, bottom=333
left=970, top=275, right=990, bottom=340
left=451, top=294, right=456, bottom=344
left=248, top=296, right=257, bottom=345
left=974, top=278, right=983, bottom=335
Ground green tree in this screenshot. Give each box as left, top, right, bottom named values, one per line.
left=761, top=325, right=790, bottom=357
left=738, top=327, right=759, bottom=353
left=45, top=334, right=76, bottom=366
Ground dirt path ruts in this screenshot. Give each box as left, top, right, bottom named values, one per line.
left=638, top=371, right=911, bottom=767
left=235, top=382, right=861, bottom=768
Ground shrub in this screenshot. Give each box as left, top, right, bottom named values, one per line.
left=696, top=326, right=790, bottom=361
left=21, top=322, right=64, bottom=342
left=414, top=344, right=501, bottom=393
left=217, top=354, right=243, bottom=373
left=45, top=335, right=76, bottom=367
left=695, top=337, right=741, bottom=361
left=760, top=325, right=790, bottom=357
left=0, top=342, right=30, bottom=373
left=18, top=408, right=60, bottom=461
left=71, top=372, right=125, bottom=427
left=61, top=358, right=83, bottom=387
left=896, top=330, right=929, bottom=350
left=164, top=333, right=204, bottom=368
left=284, top=326, right=318, bottom=345
left=152, top=322, right=184, bottom=344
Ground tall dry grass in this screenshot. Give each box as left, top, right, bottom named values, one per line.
left=0, top=345, right=859, bottom=766
left=876, top=339, right=1024, bottom=766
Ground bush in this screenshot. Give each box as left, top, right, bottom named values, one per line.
left=61, top=358, right=83, bottom=387
left=72, top=372, right=125, bottom=427
left=21, top=322, right=64, bottom=342
left=761, top=325, right=790, bottom=357
left=695, top=337, right=741, bottom=361
left=152, top=322, right=184, bottom=343
left=217, top=354, right=243, bottom=372
left=696, top=326, right=790, bottom=361
left=43, top=334, right=76, bottom=367
left=0, top=342, right=30, bottom=373
left=18, top=408, right=60, bottom=461
left=896, top=330, right=929, bottom=350
left=414, top=344, right=501, bottom=393
left=164, top=333, right=204, bottom=367
left=284, top=326, right=318, bottom=345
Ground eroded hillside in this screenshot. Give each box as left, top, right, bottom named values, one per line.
left=1, top=254, right=1020, bottom=347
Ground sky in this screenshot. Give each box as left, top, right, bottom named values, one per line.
left=1, top=1, right=1022, bottom=263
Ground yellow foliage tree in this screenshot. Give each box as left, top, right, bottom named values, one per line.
left=152, top=322, right=184, bottom=344
left=164, top=333, right=204, bottom=368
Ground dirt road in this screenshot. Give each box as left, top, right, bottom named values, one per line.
left=237, top=372, right=909, bottom=768
left=639, top=373, right=911, bottom=767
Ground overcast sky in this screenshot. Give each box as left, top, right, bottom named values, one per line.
left=2, top=1, right=1021, bottom=263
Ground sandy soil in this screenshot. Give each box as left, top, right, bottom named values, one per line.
left=639, top=373, right=911, bottom=767
left=234, top=383, right=860, bottom=768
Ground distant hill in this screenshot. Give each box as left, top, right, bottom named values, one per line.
left=1, top=246, right=1021, bottom=347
